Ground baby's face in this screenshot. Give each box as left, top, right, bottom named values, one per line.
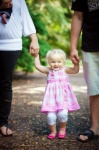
left=48, top=54, right=65, bottom=71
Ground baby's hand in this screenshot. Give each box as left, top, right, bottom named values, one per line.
left=32, top=53, right=39, bottom=58
left=30, top=50, right=38, bottom=58
left=74, top=60, right=80, bottom=65
left=0, top=0, right=12, bottom=9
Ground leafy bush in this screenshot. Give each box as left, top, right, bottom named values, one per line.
left=16, top=0, right=82, bottom=72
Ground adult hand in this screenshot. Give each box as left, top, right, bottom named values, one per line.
left=29, top=34, right=39, bottom=57
left=0, top=0, right=12, bottom=9
left=70, top=49, right=80, bottom=64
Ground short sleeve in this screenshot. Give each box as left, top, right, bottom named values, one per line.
left=71, top=0, right=85, bottom=12
left=21, top=0, right=36, bottom=37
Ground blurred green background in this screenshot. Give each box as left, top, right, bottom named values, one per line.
left=16, top=0, right=82, bottom=72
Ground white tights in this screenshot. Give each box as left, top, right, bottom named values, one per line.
left=47, top=109, right=68, bottom=125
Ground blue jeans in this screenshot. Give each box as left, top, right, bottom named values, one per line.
left=0, top=50, right=21, bottom=127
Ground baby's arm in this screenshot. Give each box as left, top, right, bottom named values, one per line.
left=34, top=54, right=50, bottom=74
left=65, top=62, right=79, bottom=74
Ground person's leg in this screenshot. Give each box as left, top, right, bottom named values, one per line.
left=47, top=112, right=57, bottom=139
left=57, top=109, right=68, bottom=129
left=78, top=51, right=99, bottom=142
left=79, top=95, right=99, bottom=141
left=90, top=95, right=99, bottom=135
left=57, top=109, right=68, bottom=138
left=0, top=51, right=21, bottom=136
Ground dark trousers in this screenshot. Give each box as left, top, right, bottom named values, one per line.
left=0, top=51, right=21, bottom=127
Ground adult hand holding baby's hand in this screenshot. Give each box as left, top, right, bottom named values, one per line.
left=70, top=49, right=80, bottom=65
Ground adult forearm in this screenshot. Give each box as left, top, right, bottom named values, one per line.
left=70, top=12, right=83, bottom=51
left=29, top=33, right=38, bottom=42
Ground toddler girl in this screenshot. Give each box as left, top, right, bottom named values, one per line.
left=33, top=49, right=80, bottom=139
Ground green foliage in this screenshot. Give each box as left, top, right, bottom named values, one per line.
left=38, top=39, right=52, bottom=65
left=39, top=39, right=51, bottom=57
left=41, top=2, right=71, bottom=54
left=16, top=37, right=34, bottom=72
left=16, top=0, right=82, bottom=72
left=16, top=1, right=51, bottom=72
left=29, top=10, right=48, bottom=36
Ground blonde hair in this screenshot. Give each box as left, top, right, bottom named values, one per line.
left=46, top=49, right=66, bottom=64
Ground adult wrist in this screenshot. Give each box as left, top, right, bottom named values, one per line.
left=70, top=48, right=77, bottom=52
left=30, top=33, right=37, bottom=40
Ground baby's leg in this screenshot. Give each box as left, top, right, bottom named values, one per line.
left=47, top=112, right=57, bottom=139
left=57, top=109, right=68, bottom=138
left=47, top=112, right=57, bottom=132
left=57, top=109, right=68, bottom=129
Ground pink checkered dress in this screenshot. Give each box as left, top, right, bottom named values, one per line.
left=41, top=69, right=80, bottom=113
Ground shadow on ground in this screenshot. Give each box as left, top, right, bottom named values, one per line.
left=0, top=71, right=99, bottom=150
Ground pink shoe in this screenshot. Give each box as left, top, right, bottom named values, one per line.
left=58, top=129, right=66, bottom=139
left=47, top=132, right=56, bottom=139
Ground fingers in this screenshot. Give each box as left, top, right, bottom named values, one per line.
left=29, top=40, right=39, bottom=56
left=75, top=57, right=80, bottom=63
left=72, top=58, right=79, bottom=64
left=30, top=48, right=39, bottom=56
left=71, top=56, right=80, bottom=65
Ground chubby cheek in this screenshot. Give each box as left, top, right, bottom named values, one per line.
left=51, top=65, right=54, bottom=69
left=50, top=64, right=53, bottom=68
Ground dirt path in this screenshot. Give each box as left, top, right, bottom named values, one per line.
left=0, top=69, right=98, bottom=150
